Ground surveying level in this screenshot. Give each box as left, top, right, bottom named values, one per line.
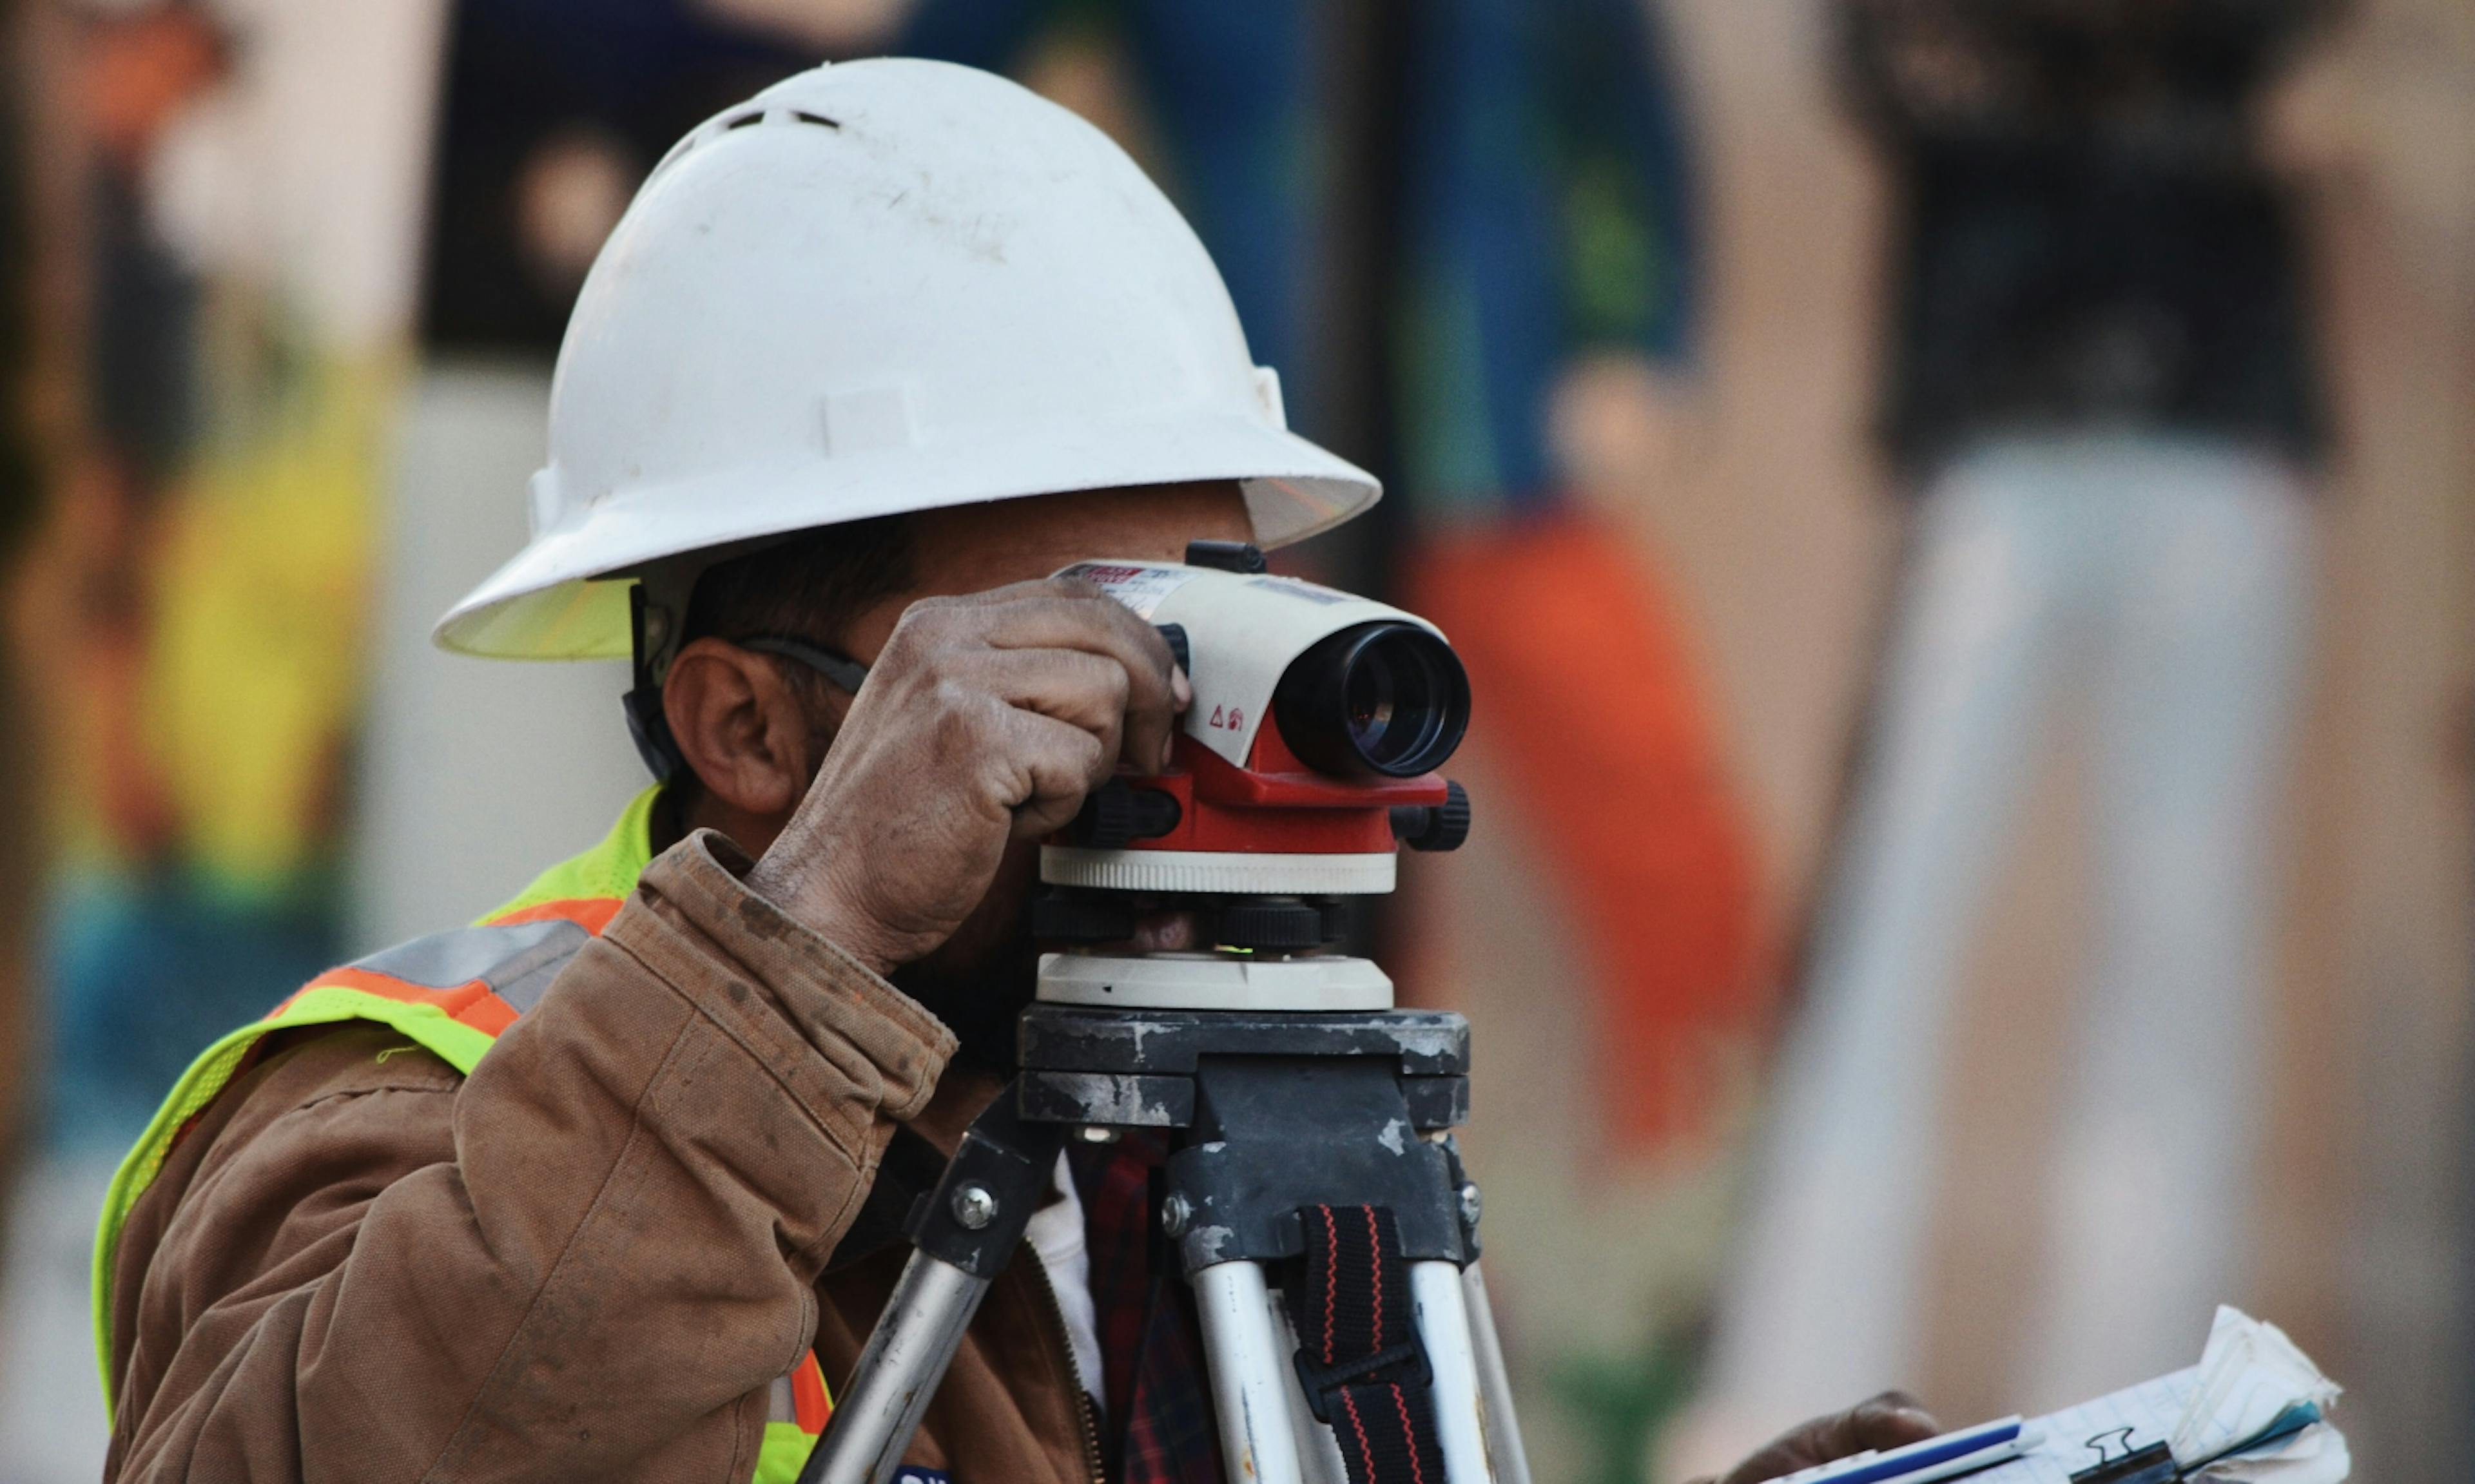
left=799, top=543, right=1529, bottom=1484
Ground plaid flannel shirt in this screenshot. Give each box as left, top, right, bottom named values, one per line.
left=1071, top=1134, right=1227, bottom=1484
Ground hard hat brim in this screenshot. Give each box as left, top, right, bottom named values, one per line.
left=432, top=410, right=1380, bottom=660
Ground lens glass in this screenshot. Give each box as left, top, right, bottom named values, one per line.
left=1346, top=657, right=1398, bottom=756
left=1272, top=620, right=1471, bottom=778
left=1346, top=630, right=1444, bottom=772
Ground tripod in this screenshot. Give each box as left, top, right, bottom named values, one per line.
left=797, top=905, right=1533, bottom=1484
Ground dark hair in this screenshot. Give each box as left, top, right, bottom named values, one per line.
left=679, top=514, right=917, bottom=658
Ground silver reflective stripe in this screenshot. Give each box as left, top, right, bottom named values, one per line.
left=346, top=919, right=592, bottom=1014
left=767, top=1373, right=801, bottom=1425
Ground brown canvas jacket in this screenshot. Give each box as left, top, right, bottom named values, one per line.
left=102, top=830, right=1100, bottom=1483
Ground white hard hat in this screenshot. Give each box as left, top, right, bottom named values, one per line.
left=435, top=58, right=1379, bottom=660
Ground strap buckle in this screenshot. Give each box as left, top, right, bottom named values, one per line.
left=1290, top=1338, right=1433, bottom=1425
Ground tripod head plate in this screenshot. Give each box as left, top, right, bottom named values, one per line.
left=1036, top=950, right=1393, bottom=1012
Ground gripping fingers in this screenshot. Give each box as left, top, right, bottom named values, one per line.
left=966, top=583, right=1183, bottom=770
left=946, top=646, right=1134, bottom=769
left=1000, top=707, right=1112, bottom=840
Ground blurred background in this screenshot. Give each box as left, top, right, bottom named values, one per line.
left=0, top=1, right=2467, bottom=1481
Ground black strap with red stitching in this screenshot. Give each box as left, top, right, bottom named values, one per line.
left=1289, top=1204, right=1448, bottom=1484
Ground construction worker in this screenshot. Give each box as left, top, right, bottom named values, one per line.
left=94, top=60, right=1937, bottom=1483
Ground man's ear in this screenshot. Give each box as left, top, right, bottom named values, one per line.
left=662, top=638, right=824, bottom=820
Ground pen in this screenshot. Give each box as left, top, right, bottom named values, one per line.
left=1769, top=1417, right=2034, bottom=1484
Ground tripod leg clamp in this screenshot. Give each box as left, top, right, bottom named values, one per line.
left=902, top=1080, right=1066, bottom=1277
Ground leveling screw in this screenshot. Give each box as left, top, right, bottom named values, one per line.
left=1161, top=1192, right=1193, bottom=1238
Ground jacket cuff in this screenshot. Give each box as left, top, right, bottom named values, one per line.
left=612, top=830, right=957, bottom=1124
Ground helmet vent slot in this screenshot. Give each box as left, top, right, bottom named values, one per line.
left=793, top=111, right=841, bottom=129
left=725, top=111, right=765, bottom=130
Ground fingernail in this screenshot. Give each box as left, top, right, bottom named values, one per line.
left=1171, top=668, right=1192, bottom=708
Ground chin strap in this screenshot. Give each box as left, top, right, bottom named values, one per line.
left=626, top=585, right=687, bottom=782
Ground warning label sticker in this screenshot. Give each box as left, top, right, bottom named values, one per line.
left=1059, top=562, right=1198, bottom=619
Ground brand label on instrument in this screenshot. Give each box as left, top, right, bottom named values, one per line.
left=1061, top=561, right=1196, bottom=619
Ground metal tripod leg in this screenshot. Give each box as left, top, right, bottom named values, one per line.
left=1194, top=1261, right=1310, bottom=1484
left=798, top=1253, right=989, bottom=1484
left=1411, top=1260, right=1493, bottom=1481
left=798, top=1086, right=1063, bottom=1484
left=1190, top=1256, right=1501, bottom=1484
left=1461, top=1262, right=1533, bottom=1484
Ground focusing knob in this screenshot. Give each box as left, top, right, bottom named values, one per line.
left=1071, top=778, right=1184, bottom=849
left=1184, top=539, right=1268, bottom=573
left=1390, top=780, right=1472, bottom=853
left=1216, top=898, right=1325, bottom=951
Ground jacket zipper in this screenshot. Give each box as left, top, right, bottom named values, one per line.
left=1022, top=1254, right=1107, bottom=1484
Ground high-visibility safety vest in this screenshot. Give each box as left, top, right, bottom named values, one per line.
left=93, top=787, right=833, bottom=1483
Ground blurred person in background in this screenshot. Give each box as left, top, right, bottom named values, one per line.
left=1697, top=0, right=2336, bottom=1443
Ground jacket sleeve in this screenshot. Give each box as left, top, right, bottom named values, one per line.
left=106, top=830, right=958, bottom=1484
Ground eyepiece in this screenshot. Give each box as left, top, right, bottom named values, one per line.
left=1272, top=621, right=1471, bottom=778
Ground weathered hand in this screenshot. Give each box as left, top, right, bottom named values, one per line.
left=1698, top=1392, right=1943, bottom=1484
left=745, top=575, right=1185, bottom=973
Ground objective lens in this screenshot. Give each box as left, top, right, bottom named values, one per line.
left=1274, top=621, right=1470, bottom=778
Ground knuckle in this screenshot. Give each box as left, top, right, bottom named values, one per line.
left=928, top=686, right=996, bottom=749
left=879, top=615, right=936, bottom=666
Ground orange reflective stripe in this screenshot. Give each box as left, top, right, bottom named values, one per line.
left=791, top=1349, right=831, bottom=1434
left=278, top=967, right=523, bottom=1037
left=100, top=790, right=667, bottom=1419
left=485, top=896, right=624, bottom=934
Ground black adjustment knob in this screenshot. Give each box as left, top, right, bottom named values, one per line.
left=1071, top=779, right=1184, bottom=848
left=1032, top=891, right=1140, bottom=943
left=1154, top=622, right=1191, bottom=675
left=1184, top=539, right=1268, bottom=573
left=1216, top=899, right=1325, bottom=951
left=1390, top=779, right=1472, bottom=853
left=1127, top=787, right=1181, bottom=838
